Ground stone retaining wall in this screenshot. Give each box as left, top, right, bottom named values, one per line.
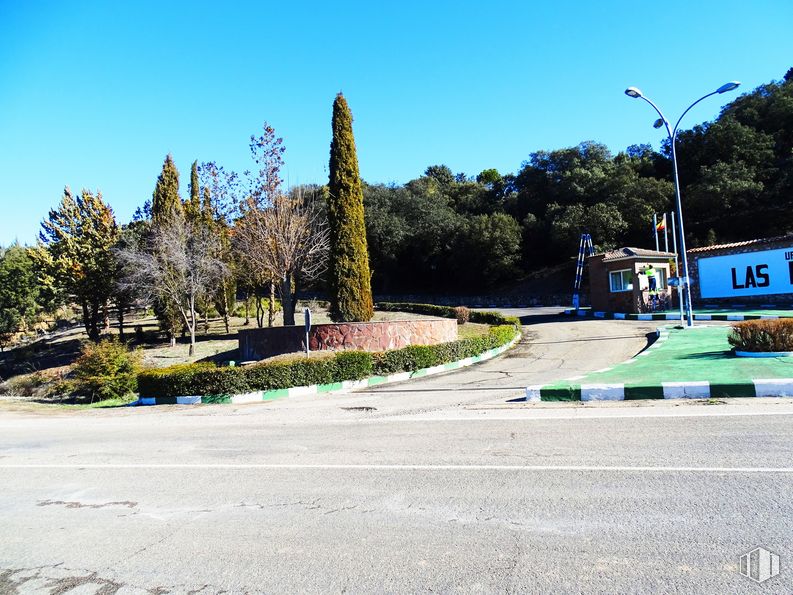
left=239, top=318, right=458, bottom=361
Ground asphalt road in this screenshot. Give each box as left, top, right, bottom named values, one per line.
left=1, top=308, right=792, bottom=594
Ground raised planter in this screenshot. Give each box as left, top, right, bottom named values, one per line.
left=239, top=318, right=458, bottom=361
left=734, top=350, right=793, bottom=358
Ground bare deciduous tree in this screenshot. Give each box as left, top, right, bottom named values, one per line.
left=116, top=216, right=228, bottom=356
left=234, top=189, right=329, bottom=325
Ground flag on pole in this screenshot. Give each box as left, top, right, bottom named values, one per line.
left=656, top=213, right=667, bottom=231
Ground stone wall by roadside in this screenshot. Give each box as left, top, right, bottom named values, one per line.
left=239, top=318, right=458, bottom=361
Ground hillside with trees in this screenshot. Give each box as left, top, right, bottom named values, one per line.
left=364, top=69, right=793, bottom=293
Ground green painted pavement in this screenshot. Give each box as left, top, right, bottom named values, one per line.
left=545, top=326, right=793, bottom=390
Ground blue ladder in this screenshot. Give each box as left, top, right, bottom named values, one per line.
left=572, top=233, right=594, bottom=310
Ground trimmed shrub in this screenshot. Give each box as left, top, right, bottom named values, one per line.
left=728, top=319, right=793, bottom=352
left=137, top=311, right=520, bottom=398
left=454, top=306, right=470, bottom=325
left=72, top=339, right=141, bottom=401
left=377, top=302, right=520, bottom=327
left=332, top=350, right=373, bottom=380
left=137, top=362, right=217, bottom=397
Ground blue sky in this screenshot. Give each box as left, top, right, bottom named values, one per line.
left=1, top=0, right=791, bottom=244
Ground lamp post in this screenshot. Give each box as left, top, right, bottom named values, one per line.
left=624, top=82, right=740, bottom=327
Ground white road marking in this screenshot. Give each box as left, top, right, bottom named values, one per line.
left=2, top=463, right=793, bottom=473
left=371, top=410, right=793, bottom=422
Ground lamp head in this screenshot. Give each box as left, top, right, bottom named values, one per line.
left=716, top=81, right=741, bottom=94
left=625, top=87, right=643, bottom=98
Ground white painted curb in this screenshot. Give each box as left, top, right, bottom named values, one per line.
left=753, top=379, right=793, bottom=397
left=581, top=384, right=625, bottom=401
left=662, top=381, right=710, bottom=399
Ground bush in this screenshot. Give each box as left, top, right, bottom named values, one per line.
left=377, top=302, right=520, bottom=327
left=137, top=308, right=520, bottom=398
left=72, top=339, right=141, bottom=401
left=728, top=319, right=793, bottom=352
left=332, top=350, right=373, bottom=380
left=454, top=306, right=470, bottom=325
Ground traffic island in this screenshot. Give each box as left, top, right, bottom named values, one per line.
left=134, top=304, right=521, bottom=406
left=526, top=325, right=793, bottom=401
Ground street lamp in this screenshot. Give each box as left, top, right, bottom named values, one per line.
left=624, top=81, right=741, bottom=327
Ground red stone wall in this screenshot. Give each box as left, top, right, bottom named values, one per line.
left=239, top=319, right=458, bottom=361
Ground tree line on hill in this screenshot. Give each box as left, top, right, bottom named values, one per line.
left=1, top=70, right=792, bottom=347
left=365, top=68, right=793, bottom=292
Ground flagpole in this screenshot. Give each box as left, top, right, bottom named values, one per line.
left=653, top=213, right=659, bottom=251
left=663, top=214, right=669, bottom=253
left=671, top=211, right=684, bottom=325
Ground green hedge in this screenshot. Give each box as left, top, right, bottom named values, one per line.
left=728, top=319, right=793, bottom=352
left=376, top=302, right=521, bottom=327
left=138, top=309, right=520, bottom=398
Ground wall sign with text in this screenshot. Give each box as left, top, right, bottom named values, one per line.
left=698, top=247, right=793, bottom=298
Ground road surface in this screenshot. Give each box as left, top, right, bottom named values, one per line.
left=1, top=308, right=791, bottom=593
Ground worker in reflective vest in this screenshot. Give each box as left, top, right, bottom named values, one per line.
left=644, top=265, right=657, bottom=295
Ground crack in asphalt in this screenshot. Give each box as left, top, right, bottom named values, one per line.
left=37, top=499, right=137, bottom=510
left=1, top=563, right=234, bottom=595
left=237, top=497, right=322, bottom=511
left=1, top=565, right=126, bottom=595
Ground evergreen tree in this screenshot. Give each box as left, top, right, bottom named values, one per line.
left=150, top=154, right=184, bottom=343
left=186, top=160, right=201, bottom=220
left=0, top=245, right=40, bottom=349
left=152, top=154, right=182, bottom=225
left=202, top=186, right=213, bottom=223
left=35, top=188, right=119, bottom=342
left=326, top=93, right=373, bottom=322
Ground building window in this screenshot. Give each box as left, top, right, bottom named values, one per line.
left=609, top=269, right=633, bottom=293
left=656, top=268, right=667, bottom=289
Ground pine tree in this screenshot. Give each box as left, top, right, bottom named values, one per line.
left=327, top=93, right=373, bottom=322
left=152, top=154, right=182, bottom=225
left=186, top=160, right=201, bottom=220
left=150, top=154, right=184, bottom=344
left=201, top=186, right=213, bottom=223
left=35, top=188, right=119, bottom=342
left=0, top=245, right=40, bottom=349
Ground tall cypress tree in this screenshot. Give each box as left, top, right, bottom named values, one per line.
left=327, top=93, right=373, bottom=322
left=152, top=154, right=182, bottom=225
left=150, top=154, right=183, bottom=344
left=186, top=160, right=201, bottom=220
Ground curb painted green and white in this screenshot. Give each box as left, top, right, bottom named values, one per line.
left=562, top=308, right=793, bottom=322
left=526, top=377, right=793, bottom=401
left=135, top=331, right=521, bottom=406
left=526, top=326, right=793, bottom=401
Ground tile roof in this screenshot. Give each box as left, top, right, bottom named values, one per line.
left=598, top=247, right=677, bottom=262
left=687, top=234, right=793, bottom=254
